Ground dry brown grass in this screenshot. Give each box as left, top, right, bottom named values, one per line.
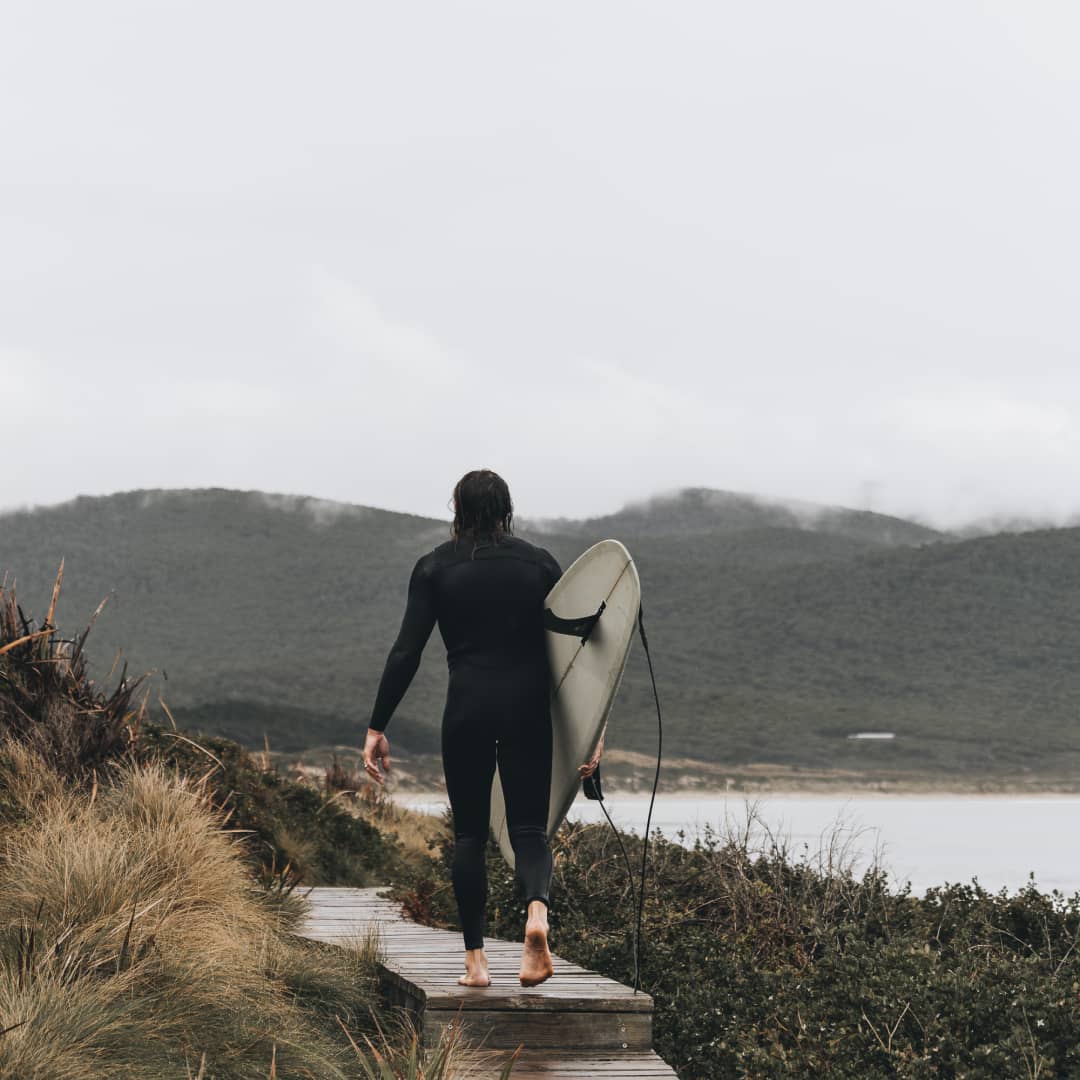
left=345, top=1024, right=520, bottom=1080
left=0, top=572, right=502, bottom=1077
left=0, top=741, right=504, bottom=1079
left=294, top=757, right=449, bottom=866
left=0, top=568, right=142, bottom=776
left=0, top=739, right=372, bottom=1077
left=349, top=788, right=448, bottom=864
left=378, top=806, right=448, bottom=863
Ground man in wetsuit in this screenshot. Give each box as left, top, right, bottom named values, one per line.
left=362, top=469, right=591, bottom=987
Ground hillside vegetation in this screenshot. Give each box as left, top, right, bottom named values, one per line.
left=533, top=487, right=942, bottom=545
left=3, top=486, right=1079, bottom=781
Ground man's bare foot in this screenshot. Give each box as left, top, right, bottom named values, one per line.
left=458, top=947, right=491, bottom=987
left=519, top=901, right=553, bottom=987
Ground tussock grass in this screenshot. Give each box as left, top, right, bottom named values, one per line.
left=0, top=573, right=498, bottom=1078
left=0, top=739, right=499, bottom=1078
left=379, top=809, right=446, bottom=865
left=0, top=563, right=140, bottom=776
left=345, top=1018, right=520, bottom=1080
left=348, top=789, right=447, bottom=866
left=0, top=739, right=360, bottom=1077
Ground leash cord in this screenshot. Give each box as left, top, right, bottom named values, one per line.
left=632, top=602, right=663, bottom=993
left=596, top=793, right=639, bottom=983
left=582, top=599, right=663, bottom=993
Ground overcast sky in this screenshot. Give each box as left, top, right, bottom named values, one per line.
left=2, top=2, right=1078, bottom=528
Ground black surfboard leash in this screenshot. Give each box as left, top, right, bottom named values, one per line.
left=593, top=780, right=640, bottom=979
left=584, top=602, right=663, bottom=994
left=632, top=601, right=663, bottom=994
left=549, top=581, right=664, bottom=994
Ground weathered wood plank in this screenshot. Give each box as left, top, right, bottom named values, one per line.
left=424, top=1008, right=652, bottom=1051
left=465, top=1049, right=679, bottom=1078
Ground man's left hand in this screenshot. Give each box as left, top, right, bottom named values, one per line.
left=363, top=728, right=391, bottom=784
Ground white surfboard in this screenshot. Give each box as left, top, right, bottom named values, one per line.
left=489, top=539, right=641, bottom=869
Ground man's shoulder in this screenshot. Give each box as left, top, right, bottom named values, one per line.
left=502, top=534, right=548, bottom=557
left=503, top=534, right=561, bottom=571
left=421, top=534, right=556, bottom=568
left=420, top=539, right=457, bottom=568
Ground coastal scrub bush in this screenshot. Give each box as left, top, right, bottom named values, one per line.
left=403, top=809, right=1080, bottom=1079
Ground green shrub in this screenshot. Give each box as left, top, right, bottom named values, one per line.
left=401, top=811, right=1080, bottom=1079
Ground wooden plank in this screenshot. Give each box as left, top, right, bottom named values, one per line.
left=501, top=1060, right=676, bottom=1079
left=495, top=1059, right=677, bottom=1079
left=378, top=969, right=651, bottom=1008
left=424, top=991, right=653, bottom=1012
left=424, top=1008, right=653, bottom=1051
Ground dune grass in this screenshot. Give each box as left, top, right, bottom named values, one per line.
left=0, top=732, right=513, bottom=1079
left=0, top=735, right=371, bottom=1077
left=0, top=571, right=512, bottom=1079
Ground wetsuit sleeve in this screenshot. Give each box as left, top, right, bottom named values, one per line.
left=369, top=556, right=437, bottom=733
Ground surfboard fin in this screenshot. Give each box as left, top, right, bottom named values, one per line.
left=543, top=600, right=606, bottom=645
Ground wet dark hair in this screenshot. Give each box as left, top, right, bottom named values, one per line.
left=450, top=469, right=513, bottom=543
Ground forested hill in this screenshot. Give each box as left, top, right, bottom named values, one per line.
left=531, top=487, right=942, bottom=547
left=2, top=486, right=1079, bottom=780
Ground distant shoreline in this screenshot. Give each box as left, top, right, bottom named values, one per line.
left=283, top=747, right=1080, bottom=798
left=388, top=784, right=1080, bottom=801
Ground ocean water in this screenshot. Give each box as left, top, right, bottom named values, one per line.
left=399, top=792, right=1080, bottom=897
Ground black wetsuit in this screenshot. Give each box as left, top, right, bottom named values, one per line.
left=369, top=534, right=562, bottom=950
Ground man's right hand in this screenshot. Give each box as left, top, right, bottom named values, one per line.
left=578, top=724, right=605, bottom=779
left=363, top=728, right=391, bottom=785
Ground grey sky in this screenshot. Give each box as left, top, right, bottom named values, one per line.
left=2, top=2, right=1078, bottom=527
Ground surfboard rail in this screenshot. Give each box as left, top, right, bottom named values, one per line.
left=490, top=539, right=641, bottom=868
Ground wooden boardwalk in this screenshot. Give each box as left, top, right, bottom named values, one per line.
left=296, top=886, right=677, bottom=1078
